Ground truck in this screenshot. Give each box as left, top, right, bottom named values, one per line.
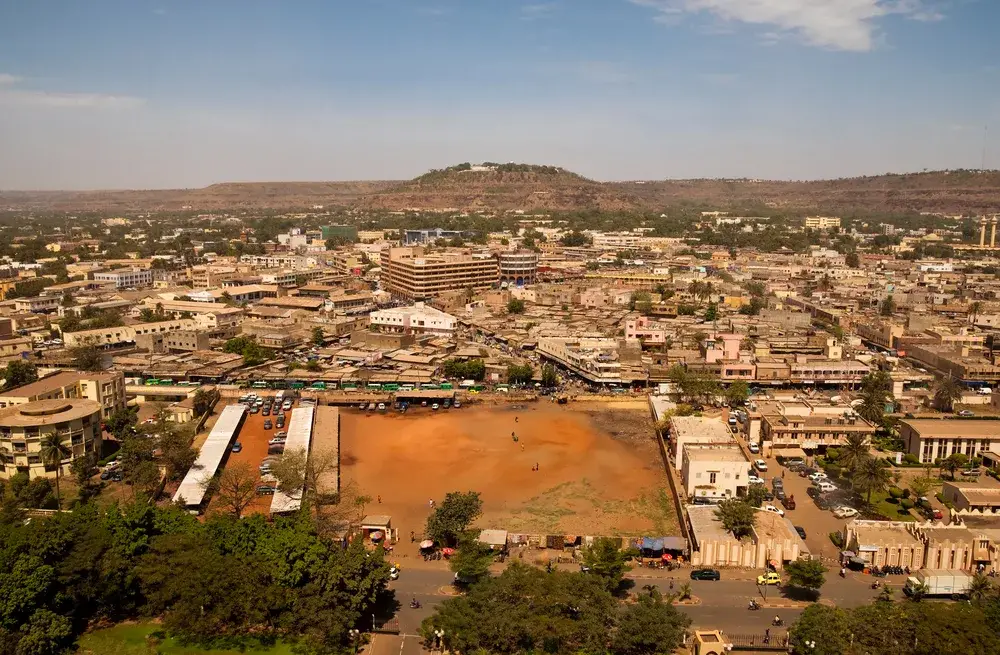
left=903, top=570, right=973, bottom=599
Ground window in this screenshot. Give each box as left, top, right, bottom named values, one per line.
left=709, top=472, right=717, bottom=484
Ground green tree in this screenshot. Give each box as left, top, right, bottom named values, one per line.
left=14, top=609, right=74, bottom=655
left=788, top=605, right=852, bottom=655
left=450, top=535, right=494, bottom=585
left=704, top=302, right=718, bottom=322
left=105, top=407, right=138, bottom=440
left=610, top=588, right=690, bottom=655
left=426, top=491, right=483, bottom=546
left=211, top=462, right=259, bottom=519
left=39, top=434, right=70, bottom=511
left=311, top=326, right=325, bottom=346
left=157, top=429, right=196, bottom=482
left=784, top=558, right=827, bottom=599
left=70, top=345, right=103, bottom=372
left=1, top=361, right=38, bottom=392
left=506, top=298, right=526, bottom=314
left=940, top=453, right=969, bottom=480
left=725, top=380, right=750, bottom=406
left=880, top=294, right=896, bottom=316
left=506, top=363, right=534, bottom=385
left=933, top=376, right=963, bottom=412
left=846, top=252, right=860, bottom=268
left=838, top=433, right=871, bottom=476
left=581, top=537, right=636, bottom=591
left=855, top=456, right=892, bottom=504
left=191, top=388, right=214, bottom=417
left=714, top=498, right=756, bottom=539
left=69, top=453, right=99, bottom=504
left=968, top=572, right=992, bottom=603
left=541, top=364, right=558, bottom=387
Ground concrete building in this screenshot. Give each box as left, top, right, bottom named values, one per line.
left=13, top=296, right=61, bottom=313
left=667, top=416, right=737, bottom=471
left=93, top=268, right=154, bottom=289
left=498, top=251, right=538, bottom=286
left=384, top=247, right=499, bottom=300
left=680, top=445, right=750, bottom=501
left=687, top=505, right=808, bottom=570
left=900, top=419, right=1000, bottom=464
left=64, top=319, right=199, bottom=349
left=0, top=370, right=126, bottom=420
left=370, top=302, right=457, bottom=336
left=0, top=399, right=103, bottom=479
left=537, top=337, right=623, bottom=384
left=803, top=216, right=841, bottom=229
left=402, top=228, right=462, bottom=245
left=761, top=413, right=875, bottom=457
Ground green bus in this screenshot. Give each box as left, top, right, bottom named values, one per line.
left=290, top=382, right=306, bottom=389
left=440, top=383, right=454, bottom=390
left=383, top=384, right=400, bottom=391
left=310, top=382, right=327, bottom=390
left=251, top=381, right=269, bottom=389
left=145, top=379, right=160, bottom=386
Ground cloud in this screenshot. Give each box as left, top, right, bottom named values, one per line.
left=521, top=3, right=557, bottom=19
left=0, top=76, right=144, bottom=109
left=629, top=0, right=946, bottom=52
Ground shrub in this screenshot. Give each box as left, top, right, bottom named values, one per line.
left=826, top=447, right=841, bottom=462
left=900, top=499, right=914, bottom=511
left=888, top=487, right=903, bottom=500
left=902, top=488, right=911, bottom=499
left=829, top=531, right=844, bottom=548
left=98, top=453, right=119, bottom=466
left=903, top=453, right=920, bottom=465
left=826, top=464, right=842, bottom=479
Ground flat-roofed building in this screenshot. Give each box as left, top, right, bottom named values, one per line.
left=0, top=370, right=126, bottom=419
left=63, top=319, right=198, bottom=348
left=385, top=247, right=499, bottom=300
left=667, top=416, right=737, bottom=471
left=900, top=419, right=1000, bottom=464
left=93, top=268, right=154, bottom=289
left=13, top=296, right=61, bottom=313
left=370, top=302, right=457, bottom=335
left=0, top=399, right=103, bottom=479
left=498, top=251, right=538, bottom=286
left=681, top=445, right=749, bottom=501
left=761, top=413, right=875, bottom=457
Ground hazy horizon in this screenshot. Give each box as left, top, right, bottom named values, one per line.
left=2, top=1, right=998, bottom=190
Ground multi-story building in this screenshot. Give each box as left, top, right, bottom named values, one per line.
left=93, top=268, right=154, bottom=289
left=384, top=247, right=499, bottom=300
left=537, top=337, right=622, bottom=384
left=624, top=316, right=667, bottom=345
left=761, top=413, right=875, bottom=457
left=64, top=319, right=198, bottom=349
left=667, top=416, right=738, bottom=472
left=900, top=419, right=1000, bottom=464
left=402, top=228, right=463, bottom=245
left=370, top=303, right=457, bottom=336
left=803, top=216, right=841, bottom=229
left=13, top=296, right=61, bottom=313
left=498, top=251, right=538, bottom=286
left=681, top=445, right=750, bottom=501
left=0, top=370, right=126, bottom=420
left=0, top=399, right=103, bottom=479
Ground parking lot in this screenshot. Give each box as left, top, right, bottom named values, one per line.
left=205, top=394, right=294, bottom=517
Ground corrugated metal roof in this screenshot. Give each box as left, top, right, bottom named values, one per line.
left=173, top=404, right=246, bottom=507
left=270, top=406, right=315, bottom=514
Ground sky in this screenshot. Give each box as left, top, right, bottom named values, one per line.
left=0, top=0, right=998, bottom=189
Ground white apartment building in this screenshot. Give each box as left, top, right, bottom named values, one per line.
left=537, top=337, right=622, bottom=383
left=667, top=416, right=737, bottom=472
left=803, top=216, right=842, bottom=229
left=681, top=446, right=750, bottom=501
left=13, top=296, right=61, bottom=313
left=370, top=302, right=457, bottom=335
left=93, top=268, right=154, bottom=289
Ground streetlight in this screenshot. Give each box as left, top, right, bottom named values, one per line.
left=434, top=628, right=445, bottom=651
left=349, top=629, right=360, bottom=654
left=804, top=639, right=816, bottom=652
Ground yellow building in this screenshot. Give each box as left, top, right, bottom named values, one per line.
left=0, top=370, right=127, bottom=420
left=0, top=399, right=103, bottom=479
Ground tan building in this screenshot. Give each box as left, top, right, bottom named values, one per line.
left=803, top=216, right=841, bottom=229
left=761, top=413, right=875, bottom=457
left=680, top=446, right=750, bottom=501
left=0, top=399, right=103, bottom=479
left=0, top=370, right=126, bottom=419
left=384, top=247, right=499, bottom=300
left=63, top=319, right=198, bottom=348
left=900, top=419, right=1000, bottom=464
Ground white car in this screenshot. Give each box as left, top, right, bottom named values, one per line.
left=747, top=475, right=765, bottom=486
left=748, top=442, right=760, bottom=454
left=808, top=471, right=829, bottom=482
left=833, top=506, right=859, bottom=519
left=764, top=505, right=785, bottom=517
left=754, top=459, right=768, bottom=472
left=815, top=481, right=838, bottom=494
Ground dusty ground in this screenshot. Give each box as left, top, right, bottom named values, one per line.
left=339, top=404, right=676, bottom=541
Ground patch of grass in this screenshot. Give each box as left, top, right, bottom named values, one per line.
left=868, top=490, right=916, bottom=522
left=77, top=623, right=295, bottom=655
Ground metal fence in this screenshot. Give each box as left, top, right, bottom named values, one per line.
left=727, top=632, right=789, bottom=651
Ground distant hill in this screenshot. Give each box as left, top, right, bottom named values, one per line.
left=2, top=168, right=998, bottom=214
left=613, top=170, right=1000, bottom=215
left=356, top=163, right=640, bottom=212
left=0, top=181, right=400, bottom=212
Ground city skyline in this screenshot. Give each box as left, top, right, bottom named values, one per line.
left=1, top=0, right=998, bottom=189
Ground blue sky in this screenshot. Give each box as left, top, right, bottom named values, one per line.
left=1, top=0, right=998, bottom=189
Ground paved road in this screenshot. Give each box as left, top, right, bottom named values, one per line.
left=387, top=565, right=896, bottom=639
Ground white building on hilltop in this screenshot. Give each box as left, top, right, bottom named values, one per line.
left=369, top=302, right=457, bottom=336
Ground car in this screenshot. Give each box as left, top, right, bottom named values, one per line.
left=808, top=471, right=829, bottom=482
left=250, top=406, right=260, bottom=414
left=815, top=481, right=837, bottom=494
left=747, top=475, right=765, bottom=486
left=274, top=431, right=288, bottom=438
left=754, top=459, right=768, bottom=472
left=764, top=505, right=785, bottom=517
left=431, top=403, right=440, bottom=411
left=774, top=488, right=786, bottom=501
left=256, top=484, right=277, bottom=495
left=231, top=442, right=243, bottom=453
left=957, top=410, right=975, bottom=417
left=100, top=470, right=114, bottom=481
left=772, top=478, right=784, bottom=489
left=690, top=568, right=721, bottom=581
left=269, top=436, right=286, bottom=446
left=262, top=408, right=270, bottom=416
left=757, top=572, right=781, bottom=586
left=833, top=506, right=859, bottom=519
left=276, top=416, right=285, bottom=428
left=794, top=526, right=807, bottom=539
left=263, top=419, right=273, bottom=430
left=748, top=442, right=760, bottom=454
left=283, top=401, right=293, bottom=410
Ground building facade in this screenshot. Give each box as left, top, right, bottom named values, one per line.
left=369, top=303, right=457, bottom=335
left=0, top=371, right=126, bottom=420
left=384, top=247, right=499, bottom=300
left=498, top=251, right=538, bottom=286
left=0, top=399, right=103, bottom=479
left=900, top=419, right=1000, bottom=464
left=93, top=268, right=154, bottom=289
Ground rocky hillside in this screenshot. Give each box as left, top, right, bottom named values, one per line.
left=355, top=163, right=641, bottom=212
left=614, top=170, right=1000, bottom=215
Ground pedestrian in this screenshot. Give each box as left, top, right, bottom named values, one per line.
left=377, top=495, right=382, bottom=504
left=515, top=416, right=518, bottom=423
left=535, top=462, right=539, bottom=471
left=410, top=531, right=415, bottom=543
left=521, top=443, right=525, bottom=451
left=669, top=580, right=674, bottom=591
left=782, top=469, right=785, bottom=479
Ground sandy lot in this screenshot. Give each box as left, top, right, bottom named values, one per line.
left=340, top=404, right=676, bottom=540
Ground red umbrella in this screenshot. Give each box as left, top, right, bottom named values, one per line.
left=370, top=530, right=384, bottom=541
left=662, top=553, right=672, bottom=561
left=442, top=547, right=455, bottom=556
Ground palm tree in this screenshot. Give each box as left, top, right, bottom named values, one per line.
left=970, top=301, right=983, bottom=326
left=907, top=581, right=928, bottom=602
left=933, top=376, right=963, bottom=412
left=855, top=456, right=892, bottom=504
left=40, top=433, right=71, bottom=511
left=968, top=572, right=992, bottom=603
left=839, top=434, right=871, bottom=476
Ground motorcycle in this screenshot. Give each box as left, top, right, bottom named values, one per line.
left=410, top=599, right=422, bottom=609
left=748, top=600, right=761, bottom=611
left=772, top=617, right=784, bottom=627
left=871, top=581, right=880, bottom=590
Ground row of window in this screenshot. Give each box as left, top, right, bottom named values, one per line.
left=920, top=438, right=991, bottom=463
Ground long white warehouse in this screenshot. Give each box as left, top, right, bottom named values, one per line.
left=173, top=404, right=246, bottom=508
left=270, top=406, right=315, bottom=514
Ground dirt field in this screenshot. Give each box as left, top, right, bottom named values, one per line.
left=339, top=404, right=676, bottom=540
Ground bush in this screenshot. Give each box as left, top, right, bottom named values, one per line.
left=826, top=447, right=841, bottom=462
left=98, top=453, right=119, bottom=466
left=899, top=499, right=914, bottom=511
left=826, top=464, right=842, bottom=479
left=888, top=487, right=903, bottom=500
left=903, top=453, right=920, bottom=465
left=902, top=488, right=911, bottom=499
left=829, top=531, right=844, bottom=548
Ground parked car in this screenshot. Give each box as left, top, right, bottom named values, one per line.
left=262, top=407, right=270, bottom=416
left=269, top=436, right=286, bottom=446
left=256, top=484, right=277, bottom=495
left=249, top=406, right=260, bottom=414
left=764, top=504, right=785, bottom=517
left=747, top=475, right=765, bottom=486
left=274, top=431, right=288, bottom=439
left=276, top=416, right=285, bottom=428
left=231, top=442, right=243, bottom=453
left=690, top=568, right=721, bottom=581
left=958, top=410, right=975, bottom=417
left=264, top=419, right=273, bottom=430
left=748, top=442, right=760, bottom=454
left=431, top=403, right=440, bottom=411
left=783, top=495, right=797, bottom=510
left=774, top=487, right=786, bottom=501
left=754, top=459, right=768, bottom=472
left=815, top=481, right=837, bottom=494
left=808, top=471, right=829, bottom=482
left=757, top=571, right=781, bottom=586
left=833, top=506, right=859, bottom=519
left=794, top=526, right=807, bottom=539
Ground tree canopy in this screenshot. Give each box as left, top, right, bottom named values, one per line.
left=425, top=491, right=483, bottom=546
left=1, top=360, right=38, bottom=391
